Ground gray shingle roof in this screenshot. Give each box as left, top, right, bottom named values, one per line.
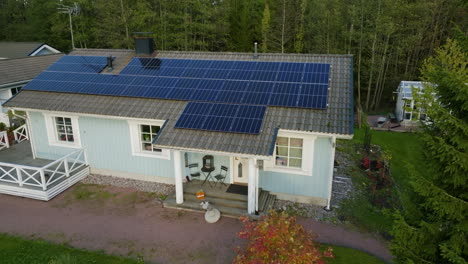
left=0, top=54, right=64, bottom=86
left=0, top=42, right=44, bottom=59
left=4, top=50, right=353, bottom=156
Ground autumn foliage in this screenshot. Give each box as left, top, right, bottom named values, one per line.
left=233, top=211, right=333, bottom=264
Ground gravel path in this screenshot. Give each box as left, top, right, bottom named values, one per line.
left=0, top=184, right=393, bottom=263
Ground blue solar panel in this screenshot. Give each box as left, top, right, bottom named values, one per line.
left=25, top=56, right=331, bottom=110
left=175, top=102, right=266, bottom=134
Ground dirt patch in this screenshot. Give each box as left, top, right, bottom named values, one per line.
left=0, top=183, right=392, bottom=263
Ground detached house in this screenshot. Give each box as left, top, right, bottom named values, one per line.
left=2, top=39, right=353, bottom=215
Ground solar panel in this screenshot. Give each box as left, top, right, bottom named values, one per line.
left=24, top=55, right=331, bottom=110
left=175, top=102, right=266, bottom=134
left=47, top=56, right=109, bottom=73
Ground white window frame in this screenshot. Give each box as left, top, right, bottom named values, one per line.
left=264, top=131, right=315, bottom=176
left=274, top=136, right=303, bottom=169
left=44, top=113, right=81, bottom=148
left=128, top=120, right=170, bottom=160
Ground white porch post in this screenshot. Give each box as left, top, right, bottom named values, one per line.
left=248, top=158, right=257, bottom=214
left=174, top=150, right=184, bottom=204
left=326, top=136, right=337, bottom=210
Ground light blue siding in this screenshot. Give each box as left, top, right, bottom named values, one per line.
left=183, top=152, right=231, bottom=183
left=29, top=112, right=174, bottom=178
left=259, top=137, right=332, bottom=199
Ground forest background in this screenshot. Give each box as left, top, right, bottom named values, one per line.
left=0, top=0, right=466, bottom=111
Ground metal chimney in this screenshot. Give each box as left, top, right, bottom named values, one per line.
left=253, top=42, right=259, bottom=59
left=106, top=56, right=113, bottom=70
left=133, top=32, right=154, bottom=56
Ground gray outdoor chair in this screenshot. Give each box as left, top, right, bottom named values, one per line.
left=188, top=163, right=201, bottom=180
left=214, top=166, right=228, bottom=187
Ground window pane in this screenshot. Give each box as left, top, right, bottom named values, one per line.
left=290, top=138, right=303, bottom=147
left=55, top=117, right=64, bottom=125
left=65, top=126, right=73, bottom=134
left=276, top=137, right=288, bottom=146
left=141, top=125, right=150, bottom=133
left=290, top=148, right=302, bottom=158
left=58, top=133, right=66, bottom=141
left=142, top=143, right=152, bottom=151
left=275, top=156, right=288, bottom=166
left=289, top=158, right=302, bottom=168
left=141, top=133, right=152, bottom=142
left=151, top=126, right=160, bottom=134
left=67, top=135, right=74, bottom=142
left=276, top=146, right=288, bottom=156
left=64, top=118, right=72, bottom=125
left=152, top=147, right=162, bottom=152
left=56, top=125, right=65, bottom=133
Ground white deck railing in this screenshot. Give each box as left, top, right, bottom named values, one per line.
left=0, top=149, right=87, bottom=190
left=0, top=131, right=9, bottom=150
left=13, top=124, right=28, bottom=143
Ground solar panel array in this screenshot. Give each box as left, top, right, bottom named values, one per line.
left=24, top=55, right=332, bottom=134
left=46, top=56, right=109, bottom=73
left=175, top=102, right=266, bottom=134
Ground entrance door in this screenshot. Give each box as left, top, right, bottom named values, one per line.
left=233, top=157, right=249, bottom=185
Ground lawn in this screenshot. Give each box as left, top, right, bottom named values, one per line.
left=0, top=233, right=141, bottom=264
left=0, top=233, right=386, bottom=264
left=338, top=128, right=427, bottom=236
left=327, top=245, right=386, bottom=264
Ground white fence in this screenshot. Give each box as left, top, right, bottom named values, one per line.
left=13, top=124, right=28, bottom=143
left=0, top=131, right=9, bottom=150
left=0, top=149, right=87, bottom=191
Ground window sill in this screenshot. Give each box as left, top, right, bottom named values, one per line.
left=131, top=151, right=171, bottom=160
left=263, top=166, right=311, bottom=176
left=49, top=141, right=82, bottom=149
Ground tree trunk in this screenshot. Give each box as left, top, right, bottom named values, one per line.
left=281, top=0, right=286, bottom=53
left=119, top=0, right=130, bottom=49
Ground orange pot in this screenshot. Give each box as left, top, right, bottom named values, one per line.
left=196, top=190, right=205, bottom=200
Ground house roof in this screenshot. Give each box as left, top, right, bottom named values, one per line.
left=0, top=54, right=64, bottom=87
left=0, top=42, right=47, bottom=59
left=4, top=49, right=354, bottom=156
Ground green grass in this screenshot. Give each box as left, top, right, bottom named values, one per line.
left=338, top=128, right=427, bottom=236
left=326, top=244, right=386, bottom=264
left=0, top=233, right=142, bottom=264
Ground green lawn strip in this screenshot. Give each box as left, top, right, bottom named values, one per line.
left=0, top=233, right=142, bottom=264
left=338, top=128, right=426, bottom=235
left=322, top=244, right=387, bottom=264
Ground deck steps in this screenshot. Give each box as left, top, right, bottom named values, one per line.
left=258, top=190, right=276, bottom=214
left=163, top=195, right=250, bottom=218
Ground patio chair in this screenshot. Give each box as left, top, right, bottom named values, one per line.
left=214, top=166, right=228, bottom=187
left=188, top=163, right=201, bottom=180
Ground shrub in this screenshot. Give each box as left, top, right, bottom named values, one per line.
left=233, top=211, right=333, bottom=264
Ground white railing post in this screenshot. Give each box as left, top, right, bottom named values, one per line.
left=63, top=157, right=70, bottom=177
left=83, top=148, right=89, bottom=165
left=0, top=131, right=9, bottom=150
left=16, top=167, right=23, bottom=187
left=39, top=169, right=47, bottom=190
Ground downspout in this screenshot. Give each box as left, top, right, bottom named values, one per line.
left=325, top=136, right=336, bottom=210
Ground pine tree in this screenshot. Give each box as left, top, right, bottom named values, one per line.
left=390, top=39, right=468, bottom=264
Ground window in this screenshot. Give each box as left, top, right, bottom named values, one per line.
left=11, top=87, right=21, bottom=96
left=128, top=120, right=169, bottom=159
left=139, top=124, right=161, bottom=153
left=55, top=117, right=74, bottom=143
left=275, top=137, right=303, bottom=168
left=404, top=113, right=412, bottom=120
left=44, top=113, right=81, bottom=148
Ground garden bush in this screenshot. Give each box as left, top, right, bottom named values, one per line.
left=234, top=211, right=333, bottom=264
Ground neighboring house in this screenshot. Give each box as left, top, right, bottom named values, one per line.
left=395, top=81, right=427, bottom=123
left=3, top=43, right=353, bottom=214
left=0, top=42, right=60, bottom=60
left=0, top=54, right=64, bottom=126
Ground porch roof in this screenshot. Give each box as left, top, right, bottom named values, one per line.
left=4, top=50, right=353, bottom=156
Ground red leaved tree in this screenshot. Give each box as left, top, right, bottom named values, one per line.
left=233, top=211, right=333, bottom=264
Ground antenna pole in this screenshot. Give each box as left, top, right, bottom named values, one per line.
left=68, top=11, right=75, bottom=50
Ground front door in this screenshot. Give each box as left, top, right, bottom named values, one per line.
left=233, top=157, right=249, bottom=185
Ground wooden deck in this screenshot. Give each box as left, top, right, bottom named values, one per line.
left=163, top=180, right=276, bottom=218
left=0, top=141, right=89, bottom=200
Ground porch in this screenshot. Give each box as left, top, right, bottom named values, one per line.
left=0, top=141, right=89, bottom=200
left=163, top=180, right=276, bottom=218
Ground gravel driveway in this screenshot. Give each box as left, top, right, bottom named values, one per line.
left=0, top=184, right=392, bottom=263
